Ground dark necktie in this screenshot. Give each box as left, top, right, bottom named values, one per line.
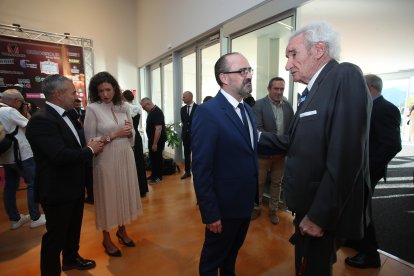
left=238, top=103, right=250, bottom=139
left=298, top=88, right=309, bottom=108
left=62, top=110, right=68, bottom=117
left=187, top=105, right=190, bottom=116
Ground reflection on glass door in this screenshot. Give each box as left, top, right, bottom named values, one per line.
left=380, top=73, right=414, bottom=141
left=182, top=52, right=196, bottom=96
left=151, top=67, right=161, bottom=106
left=162, top=62, right=174, bottom=125
left=201, top=43, right=220, bottom=100
left=231, top=16, right=294, bottom=102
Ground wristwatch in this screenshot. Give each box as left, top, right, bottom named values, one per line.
left=106, top=135, right=111, bottom=143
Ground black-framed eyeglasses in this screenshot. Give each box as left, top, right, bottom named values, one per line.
left=221, top=67, right=254, bottom=77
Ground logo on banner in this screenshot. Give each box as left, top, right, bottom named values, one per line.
left=17, top=78, right=31, bottom=88
left=34, top=76, right=46, bottom=83
left=68, top=52, right=80, bottom=57
left=71, top=66, right=80, bottom=74
left=68, top=58, right=80, bottom=64
left=0, top=58, right=14, bottom=64
left=20, top=59, right=38, bottom=69
left=40, top=60, right=59, bottom=74
left=1, top=43, right=25, bottom=58
left=7, top=44, right=19, bottom=54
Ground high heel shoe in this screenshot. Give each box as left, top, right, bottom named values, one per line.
left=102, top=242, right=122, bottom=257
left=116, top=231, right=135, bottom=247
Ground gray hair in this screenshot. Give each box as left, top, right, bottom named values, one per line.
left=290, top=22, right=341, bottom=60
left=41, top=74, right=71, bottom=100
left=140, top=97, right=152, bottom=104
left=365, top=74, right=383, bottom=92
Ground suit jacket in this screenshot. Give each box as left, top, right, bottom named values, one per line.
left=369, top=95, right=401, bottom=182
left=26, top=105, right=94, bottom=204
left=260, top=60, right=372, bottom=240
left=180, top=103, right=198, bottom=140
left=253, top=96, right=294, bottom=155
left=192, top=91, right=258, bottom=224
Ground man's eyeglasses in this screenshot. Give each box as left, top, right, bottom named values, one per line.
left=221, top=67, right=254, bottom=77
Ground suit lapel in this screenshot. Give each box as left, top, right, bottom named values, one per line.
left=46, top=105, right=83, bottom=147
left=289, top=60, right=338, bottom=138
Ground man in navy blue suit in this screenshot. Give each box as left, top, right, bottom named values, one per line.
left=192, top=52, right=258, bottom=275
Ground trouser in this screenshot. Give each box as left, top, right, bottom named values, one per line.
left=40, top=198, right=84, bottom=276
left=148, top=144, right=164, bottom=179
left=292, top=218, right=342, bottom=276
left=182, top=136, right=192, bottom=174
left=347, top=165, right=383, bottom=255
left=3, top=158, right=40, bottom=221
left=199, top=218, right=250, bottom=276
left=255, top=155, right=285, bottom=211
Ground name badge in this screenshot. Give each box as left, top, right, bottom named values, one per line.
left=300, top=110, right=317, bottom=118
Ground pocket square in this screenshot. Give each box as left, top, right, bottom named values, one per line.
left=300, top=110, right=317, bottom=118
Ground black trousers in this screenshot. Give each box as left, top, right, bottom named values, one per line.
left=199, top=218, right=250, bottom=276
left=347, top=166, right=383, bottom=256
left=148, top=143, right=164, bottom=180
left=182, top=135, right=192, bottom=174
left=292, top=219, right=342, bottom=276
left=85, top=163, right=94, bottom=200
left=134, top=134, right=149, bottom=196
left=40, top=198, right=84, bottom=276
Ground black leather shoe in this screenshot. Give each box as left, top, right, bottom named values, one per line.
left=116, top=230, right=135, bottom=247
left=180, top=173, right=191, bottom=179
left=345, top=253, right=381, bottom=268
left=62, top=256, right=96, bottom=271
left=102, top=242, right=122, bottom=257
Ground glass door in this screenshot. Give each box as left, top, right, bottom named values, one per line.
left=230, top=16, right=294, bottom=104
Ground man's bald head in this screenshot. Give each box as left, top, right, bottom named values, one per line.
left=0, top=89, right=25, bottom=109
left=1, top=89, right=24, bottom=100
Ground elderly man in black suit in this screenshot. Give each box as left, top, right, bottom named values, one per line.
left=180, top=91, right=198, bottom=179
left=345, top=74, right=401, bottom=268
left=259, top=22, right=372, bottom=275
left=26, top=74, right=104, bottom=276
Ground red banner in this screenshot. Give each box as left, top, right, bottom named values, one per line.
left=0, top=35, right=86, bottom=108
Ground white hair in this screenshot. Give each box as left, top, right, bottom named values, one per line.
left=290, top=21, right=341, bottom=60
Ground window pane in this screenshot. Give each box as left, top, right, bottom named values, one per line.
left=231, top=17, right=293, bottom=101
left=201, top=43, right=220, bottom=100
left=151, top=67, right=161, bottom=106
left=162, top=62, right=174, bottom=125
left=139, top=67, right=146, bottom=99
left=182, top=52, right=196, bottom=98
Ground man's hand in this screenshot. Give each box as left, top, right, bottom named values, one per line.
left=206, top=219, right=222, bottom=234
left=299, top=215, right=324, bottom=237
left=151, top=144, right=158, bottom=152
left=87, top=139, right=105, bottom=155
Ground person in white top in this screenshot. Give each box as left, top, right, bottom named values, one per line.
left=0, top=89, right=46, bottom=229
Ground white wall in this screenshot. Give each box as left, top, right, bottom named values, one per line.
left=135, top=0, right=268, bottom=66
left=0, top=0, right=139, bottom=91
